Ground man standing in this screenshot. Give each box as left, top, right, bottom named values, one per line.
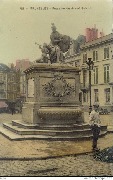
left=89, top=105, right=101, bottom=151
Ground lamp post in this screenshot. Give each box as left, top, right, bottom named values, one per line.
left=86, top=58, right=94, bottom=114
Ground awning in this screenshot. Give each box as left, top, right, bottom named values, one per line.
left=0, top=101, right=8, bottom=108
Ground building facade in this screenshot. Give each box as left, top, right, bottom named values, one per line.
left=0, top=72, right=7, bottom=100
left=7, top=69, right=20, bottom=101
left=0, top=63, right=20, bottom=111
left=0, top=63, right=20, bottom=102
left=15, top=59, right=32, bottom=101
left=80, top=33, right=113, bottom=111
left=0, top=63, right=10, bottom=100
left=65, top=33, right=113, bottom=111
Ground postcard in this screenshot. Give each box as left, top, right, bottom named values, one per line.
left=0, top=0, right=113, bottom=177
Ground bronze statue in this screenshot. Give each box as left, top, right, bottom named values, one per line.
left=50, top=23, right=71, bottom=53
left=36, top=23, right=71, bottom=63
left=35, top=42, right=63, bottom=63
left=35, top=43, right=49, bottom=63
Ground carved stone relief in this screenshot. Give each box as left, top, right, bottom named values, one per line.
left=43, top=74, right=75, bottom=100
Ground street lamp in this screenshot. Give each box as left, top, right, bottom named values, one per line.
left=86, top=58, right=94, bottom=114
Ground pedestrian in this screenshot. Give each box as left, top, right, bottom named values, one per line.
left=10, top=107, right=15, bottom=115
left=89, top=105, right=101, bottom=151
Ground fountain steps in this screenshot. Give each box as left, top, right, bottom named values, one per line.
left=0, top=120, right=107, bottom=141
left=3, top=123, right=92, bottom=136
left=12, top=120, right=90, bottom=130
left=0, top=126, right=107, bottom=141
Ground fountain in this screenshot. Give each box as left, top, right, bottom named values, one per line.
left=22, top=63, right=83, bottom=125
left=0, top=24, right=107, bottom=140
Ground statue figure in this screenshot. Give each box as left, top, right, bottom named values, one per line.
left=36, top=42, right=63, bottom=64
left=36, top=23, right=71, bottom=64
left=50, top=23, right=63, bottom=46
left=50, top=23, right=71, bottom=55
left=48, top=44, right=64, bottom=63
left=39, top=43, right=49, bottom=63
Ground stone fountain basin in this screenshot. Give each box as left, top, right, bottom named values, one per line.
left=38, top=107, right=83, bottom=124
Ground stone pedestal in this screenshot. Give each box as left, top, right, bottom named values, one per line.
left=22, top=63, right=84, bottom=125
left=0, top=62, right=107, bottom=141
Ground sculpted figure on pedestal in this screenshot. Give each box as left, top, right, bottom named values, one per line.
left=36, top=23, right=71, bottom=64
left=50, top=23, right=71, bottom=62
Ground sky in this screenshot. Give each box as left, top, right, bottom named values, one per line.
left=0, top=0, right=112, bottom=65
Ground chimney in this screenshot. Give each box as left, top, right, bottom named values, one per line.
left=86, top=28, right=91, bottom=42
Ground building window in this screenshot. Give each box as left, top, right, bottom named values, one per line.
left=93, top=51, right=98, bottom=61
left=104, top=47, right=109, bottom=59
left=93, top=67, right=98, bottom=84
left=83, top=70, right=87, bottom=86
left=94, top=89, right=99, bottom=102
left=104, top=65, right=109, bottom=83
left=83, top=53, right=87, bottom=63
left=105, top=88, right=110, bottom=102
left=83, top=92, right=88, bottom=102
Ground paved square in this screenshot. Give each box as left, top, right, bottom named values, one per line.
left=0, top=113, right=113, bottom=176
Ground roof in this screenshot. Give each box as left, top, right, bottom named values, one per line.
left=0, top=63, right=10, bottom=72
left=80, top=33, right=113, bottom=50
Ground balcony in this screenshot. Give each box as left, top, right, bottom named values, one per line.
left=80, top=83, right=89, bottom=92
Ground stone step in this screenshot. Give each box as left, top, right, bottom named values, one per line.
left=12, top=120, right=90, bottom=130
left=12, top=120, right=39, bottom=129
left=0, top=126, right=51, bottom=141
left=12, top=120, right=107, bottom=131
left=0, top=126, right=107, bottom=141
left=39, top=124, right=90, bottom=130
left=3, top=123, right=92, bottom=136
left=3, top=123, right=107, bottom=137
left=3, top=123, right=56, bottom=136
left=50, top=131, right=107, bottom=140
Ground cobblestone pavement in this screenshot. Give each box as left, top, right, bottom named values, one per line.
left=0, top=154, right=113, bottom=176
left=0, top=113, right=113, bottom=176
